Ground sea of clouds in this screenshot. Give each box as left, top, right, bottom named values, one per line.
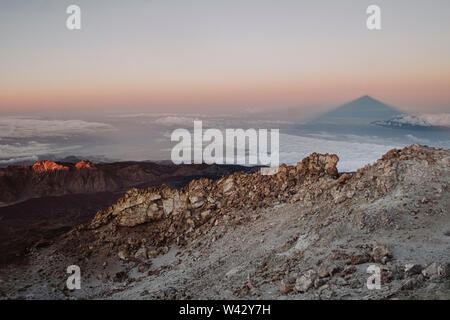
left=0, top=114, right=447, bottom=171
left=278, top=133, right=399, bottom=172
left=0, top=141, right=82, bottom=165
left=418, top=113, right=450, bottom=127
left=0, top=117, right=115, bottom=165
left=0, top=117, right=115, bottom=138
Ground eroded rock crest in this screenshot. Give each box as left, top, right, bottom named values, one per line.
left=90, top=153, right=340, bottom=231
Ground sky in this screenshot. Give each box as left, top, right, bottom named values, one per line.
left=1, top=0, right=450, bottom=116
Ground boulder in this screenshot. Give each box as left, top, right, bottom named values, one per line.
left=371, top=243, right=391, bottom=263
left=118, top=250, right=128, bottom=261
left=295, top=270, right=317, bottom=293
left=134, top=247, right=148, bottom=260
left=280, top=278, right=295, bottom=294
left=317, top=263, right=339, bottom=278
left=404, top=264, right=422, bottom=276
left=421, top=263, right=440, bottom=277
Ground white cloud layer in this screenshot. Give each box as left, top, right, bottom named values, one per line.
left=165, top=131, right=402, bottom=173
left=278, top=134, right=400, bottom=172
left=0, top=141, right=81, bottom=165
left=419, top=113, right=450, bottom=127
left=0, top=118, right=115, bottom=138
left=154, top=116, right=201, bottom=126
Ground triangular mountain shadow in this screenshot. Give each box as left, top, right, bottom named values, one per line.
left=311, top=95, right=403, bottom=125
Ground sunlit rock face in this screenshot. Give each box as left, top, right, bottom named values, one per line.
left=32, top=160, right=69, bottom=173
left=75, top=160, right=95, bottom=169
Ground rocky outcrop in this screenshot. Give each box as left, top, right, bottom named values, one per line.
left=82, top=145, right=449, bottom=262
left=75, top=160, right=95, bottom=169
left=88, top=153, right=340, bottom=247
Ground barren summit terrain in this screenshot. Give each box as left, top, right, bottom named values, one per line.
left=0, top=145, right=449, bottom=300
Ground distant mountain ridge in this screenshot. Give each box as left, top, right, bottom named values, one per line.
left=373, top=114, right=450, bottom=131
left=0, top=160, right=257, bottom=206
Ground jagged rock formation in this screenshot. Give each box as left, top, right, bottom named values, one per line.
left=32, top=160, right=70, bottom=172
left=1, top=145, right=449, bottom=300
left=88, top=153, right=339, bottom=244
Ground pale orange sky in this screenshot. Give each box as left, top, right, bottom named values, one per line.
left=1, top=0, right=450, bottom=115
